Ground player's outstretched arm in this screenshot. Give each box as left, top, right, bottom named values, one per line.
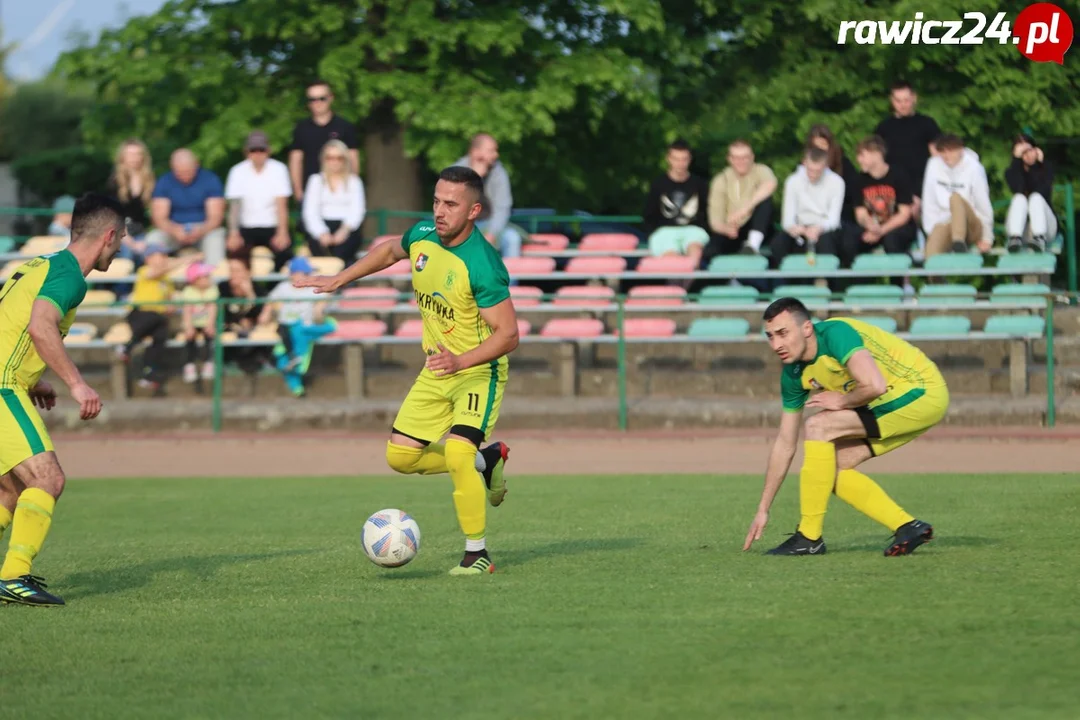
left=743, top=409, right=802, bottom=550
left=28, top=300, right=101, bottom=420
left=295, top=238, right=407, bottom=294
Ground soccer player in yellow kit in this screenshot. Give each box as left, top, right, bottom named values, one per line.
left=297, top=166, right=518, bottom=575
left=744, top=297, right=948, bottom=556
left=0, top=193, right=126, bottom=605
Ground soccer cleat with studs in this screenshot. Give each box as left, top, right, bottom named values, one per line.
left=0, top=575, right=65, bottom=606
left=449, top=550, right=495, bottom=576
left=885, top=519, right=934, bottom=556
left=765, top=529, right=827, bottom=556
left=479, top=441, right=511, bottom=507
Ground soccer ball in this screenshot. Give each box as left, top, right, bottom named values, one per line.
left=361, top=509, right=421, bottom=567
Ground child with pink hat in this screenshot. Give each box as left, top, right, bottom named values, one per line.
left=180, top=261, right=220, bottom=386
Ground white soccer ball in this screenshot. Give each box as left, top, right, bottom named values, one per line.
left=361, top=509, right=421, bottom=567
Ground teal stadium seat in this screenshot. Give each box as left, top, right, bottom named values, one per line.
left=844, top=284, right=904, bottom=304
left=918, top=284, right=977, bottom=304
left=696, top=285, right=759, bottom=305
left=851, top=253, right=913, bottom=272
left=0, top=237, right=15, bottom=254
left=779, top=254, right=840, bottom=273
left=984, top=314, right=1045, bottom=335
left=707, top=255, right=769, bottom=273
left=924, top=253, right=984, bottom=272
left=771, top=284, right=830, bottom=307
left=997, top=253, right=1056, bottom=273
left=989, top=283, right=1051, bottom=303
left=687, top=317, right=751, bottom=338
left=909, top=315, right=972, bottom=336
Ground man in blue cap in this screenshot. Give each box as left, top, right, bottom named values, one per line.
left=258, top=256, right=337, bottom=397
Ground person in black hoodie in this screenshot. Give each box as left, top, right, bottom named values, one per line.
left=643, top=139, right=711, bottom=263
left=1005, top=134, right=1057, bottom=253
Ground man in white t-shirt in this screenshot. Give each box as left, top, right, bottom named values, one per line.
left=225, top=130, right=294, bottom=271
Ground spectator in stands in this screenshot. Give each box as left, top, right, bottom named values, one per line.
left=921, top=134, right=994, bottom=256
left=147, top=149, right=227, bottom=265
left=289, top=80, right=360, bottom=202
left=1005, top=134, right=1057, bottom=253
left=220, top=259, right=269, bottom=375
left=805, top=124, right=860, bottom=226
left=180, top=262, right=219, bottom=386
left=106, top=138, right=155, bottom=263
left=302, top=139, right=366, bottom=263
left=455, top=133, right=522, bottom=257
left=259, top=257, right=338, bottom=398
left=769, top=147, right=845, bottom=270
left=225, top=129, right=294, bottom=270
left=704, top=139, right=776, bottom=262
left=874, top=81, right=941, bottom=220
left=845, top=135, right=917, bottom=264
left=642, top=138, right=710, bottom=263
left=47, top=196, right=75, bottom=238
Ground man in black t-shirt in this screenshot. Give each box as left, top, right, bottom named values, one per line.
left=643, top=139, right=711, bottom=260
left=289, top=80, right=360, bottom=202
left=841, top=135, right=917, bottom=269
left=873, top=81, right=941, bottom=219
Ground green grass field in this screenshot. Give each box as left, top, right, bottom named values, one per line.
left=4, top=473, right=1079, bottom=719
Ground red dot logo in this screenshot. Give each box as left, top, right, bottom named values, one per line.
left=1014, top=3, right=1074, bottom=64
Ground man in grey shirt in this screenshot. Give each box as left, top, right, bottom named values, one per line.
left=454, top=134, right=522, bottom=257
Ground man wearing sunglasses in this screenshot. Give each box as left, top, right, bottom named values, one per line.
left=225, top=130, right=294, bottom=271
left=288, top=80, right=360, bottom=202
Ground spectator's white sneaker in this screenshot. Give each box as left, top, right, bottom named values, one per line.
left=183, top=363, right=197, bottom=383
left=201, top=362, right=215, bottom=380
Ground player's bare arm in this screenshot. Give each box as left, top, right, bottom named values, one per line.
left=28, top=299, right=101, bottom=420
left=425, top=299, right=520, bottom=377
left=295, top=237, right=408, bottom=294
left=743, top=409, right=802, bottom=550
left=805, top=349, right=887, bottom=411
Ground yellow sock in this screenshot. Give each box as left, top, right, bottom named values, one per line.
left=444, top=439, right=485, bottom=541
left=835, top=469, right=914, bottom=531
left=0, top=505, right=12, bottom=541
left=1, top=488, right=56, bottom=580
left=798, top=440, right=836, bottom=541
left=385, top=442, right=449, bottom=475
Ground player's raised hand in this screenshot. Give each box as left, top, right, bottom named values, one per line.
left=29, top=381, right=57, bottom=411
left=70, top=382, right=102, bottom=421
left=743, top=509, right=769, bottom=551
left=293, top=274, right=339, bottom=294
left=425, top=343, right=461, bottom=376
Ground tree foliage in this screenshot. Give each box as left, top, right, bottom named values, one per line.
left=0, top=80, right=94, bottom=161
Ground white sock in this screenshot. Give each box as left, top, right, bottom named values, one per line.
left=465, top=538, right=486, bottom=552
left=474, top=450, right=487, bottom=473
left=747, top=230, right=764, bottom=251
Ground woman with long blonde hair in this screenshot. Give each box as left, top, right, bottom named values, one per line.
left=107, top=138, right=156, bottom=260
left=301, top=138, right=366, bottom=262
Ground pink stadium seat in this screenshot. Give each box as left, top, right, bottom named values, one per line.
left=637, top=255, right=697, bottom=274
left=510, top=285, right=544, bottom=307
left=329, top=320, right=389, bottom=340
left=375, top=259, right=411, bottom=277
left=540, top=318, right=605, bottom=338
left=370, top=234, right=402, bottom=249
left=516, top=319, right=532, bottom=337
left=579, top=233, right=639, bottom=252
left=626, top=285, right=687, bottom=307
left=523, top=233, right=570, bottom=254
left=504, top=257, right=557, bottom=275
left=617, top=318, right=677, bottom=338
left=565, top=256, right=627, bottom=275
left=339, top=287, right=401, bottom=310
left=394, top=319, right=424, bottom=338
left=553, top=285, right=615, bottom=307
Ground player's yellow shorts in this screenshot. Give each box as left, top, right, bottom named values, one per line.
left=392, top=366, right=506, bottom=446
left=855, top=379, right=950, bottom=457
left=0, top=388, right=55, bottom=475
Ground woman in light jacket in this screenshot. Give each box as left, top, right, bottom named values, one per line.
left=302, top=139, right=366, bottom=262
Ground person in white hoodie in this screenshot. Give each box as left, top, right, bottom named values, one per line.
left=920, top=135, right=994, bottom=256
left=769, top=147, right=845, bottom=270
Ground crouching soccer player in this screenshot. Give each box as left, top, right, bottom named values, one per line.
left=744, top=297, right=948, bottom=556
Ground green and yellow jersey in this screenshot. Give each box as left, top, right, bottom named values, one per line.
left=780, top=317, right=945, bottom=413
left=0, top=250, right=87, bottom=391
left=400, top=222, right=511, bottom=381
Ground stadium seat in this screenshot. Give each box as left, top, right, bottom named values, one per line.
left=779, top=254, right=840, bottom=273
left=909, top=315, right=971, bottom=336
left=394, top=319, right=424, bottom=338
left=251, top=255, right=276, bottom=277
left=772, top=284, right=831, bottom=306
left=617, top=318, right=677, bottom=338
left=990, top=283, right=1051, bottom=302
left=636, top=255, right=697, bottom=274
left=20, top=236, right=68, bottom=257
left=89, top=258, right=135, bottom=281
left=579, top=233, right=639, bottom=252
left=540, top=317, right=605, bottom=338
left=374, top=259, right=411, bottom=277
left=83, top=289, right=117, bottom=307
left=844, top=284, right=904, bottom=304
left=249, top=323, right=281, bottom=342
left=516, top=319, right=532, bottom=337
left=328, top=320, right=389, bottom=339
left=984, top=314, right=1044, bottom=335
left=565, top=255, right=627, bottom=275
left=510, top=285, right=544, bottom=307
left=504, top=257, right=556, bottom=275
left=687, top=317, right=751, bottom=337
left=310, top=257, right=345, bottom=276
left=851, top=253, right=913, bottom=272
left=924, top=252, right=984, bottom=273
left=64, top=322, right=98, bottom=344
left=523, top=233, right=570, bottom=254
left=857, top=316, right=899, bottom=333
left=553, top=285, right=615, bottom=307
left=707, top=255, right=768, bottom=273
left=997, top=252, right=1056, bottom=273
left=250, top=245, right=273, bottom=259
left=918, top=284, right=977, bottom=304
left=0, top=237, right=14, bottom=254
left=696, top=285, right=759, bottom=305
left=103, top=322, right=132, bottom=344
left=626, top=285, right=687, bottom=306
left=339, top=287, right=401, bottom=310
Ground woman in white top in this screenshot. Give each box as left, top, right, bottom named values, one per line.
left=302, top=139, right=366, bottom=262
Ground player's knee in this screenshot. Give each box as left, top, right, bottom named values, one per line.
left=386, top=442, right=422, bottom=475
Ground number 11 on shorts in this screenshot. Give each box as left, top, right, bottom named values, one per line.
left=467, top=393, right=480, bottom=412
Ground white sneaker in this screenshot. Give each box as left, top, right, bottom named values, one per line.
left=183, top=363, right=197, bottom=383
left=201, top=361, right=215, bottom=380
